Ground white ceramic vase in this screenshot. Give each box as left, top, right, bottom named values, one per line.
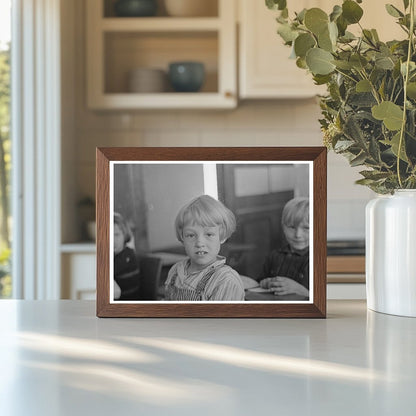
left=366, top=189, right=416, bottom=317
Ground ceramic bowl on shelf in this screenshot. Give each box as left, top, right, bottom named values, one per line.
left=164, top=0, right=218, bottom=17
left=168, top=61, right=205, bottom=92
left=128, top=68, right=167, bottom=93
left=114, top=0, right=158, bottom=17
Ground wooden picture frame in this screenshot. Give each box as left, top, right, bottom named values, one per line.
left=96, top=147, right=327, bottom=318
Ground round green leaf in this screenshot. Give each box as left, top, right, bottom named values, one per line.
left=330, top=5, right=342, bottom=22
left=305, top=48, right=335, bottom=75
left=318, top=28, right=334, bottom=52
left=342, top=0, right=363, bottom=24
left=304, top=8, right=328, bottom=35
left=313, top=74, right=332, bottom=85
left=371, top=101, right=404, bottom=131
left=350, top=54, right=368, bottom=70
left=389, top=132, right=408, bottom=162
left=336, top=15, right=348, bottom=36
left=296, top=8, right=307, bottom=23
left=328, top=21, right=338, bottom=43
left=266, top=0, right=287, bottom=11
left=277, top=23, right=298, bottom=43
left=294, top=33, right=316, bottom=58
left=375, top=56, right=395, bottom=70
left=407, top=82, right=416, bottom=99
left=296, top=57, right=308, bottom=69
left=333, top=60, right=352, bottom=70
left=401, top=61, right=416, bottom=76
left=317, top=21, right=338, bottom=52
left=356, top=80, right=372, bottom=92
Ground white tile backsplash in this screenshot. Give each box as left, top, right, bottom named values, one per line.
left=142, top=130, right=200, bottom=147
left=328, top=199, right=369, bottom=240
left=132, top=111, right=180, bottom=130
left=178, top=110, right=227, bottom=130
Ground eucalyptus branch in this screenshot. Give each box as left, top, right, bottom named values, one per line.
left=267, top=0, right=416, bottom=193
left=397, top=0, right=415, bottom=188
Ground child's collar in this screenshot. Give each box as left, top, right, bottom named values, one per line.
left=185, top=255, right=226, bottom=275
left=283, top=244, right=309, bottom=256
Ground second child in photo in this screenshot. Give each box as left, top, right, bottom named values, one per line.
left=113, top=212, right=141, bottom=301
left=165, top=195, right=245, bottom=301
left=258, top=197, right=310, bottom=299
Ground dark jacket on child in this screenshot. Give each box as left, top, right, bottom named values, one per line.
left=258, top=245, right=309, bottom=289
left=114, top=247, right=141, bottom=300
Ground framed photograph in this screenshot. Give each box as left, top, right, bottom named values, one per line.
left=96, top=147, right=327, bottom=318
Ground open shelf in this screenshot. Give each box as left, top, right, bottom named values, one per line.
left=101, top=17, right=221, bottom=31
left=103, top=0, right=219, bottom=18
left=104, top=31, right=218, bottom=94
left=86, top=0, right=236, bottom=109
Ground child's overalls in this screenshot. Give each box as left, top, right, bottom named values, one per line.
left=165, top=267, right=216, bottom=301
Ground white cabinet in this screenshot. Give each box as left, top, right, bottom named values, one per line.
left=86, top=0, right=237, bottom=109
left=61, top=245, right=96, bottom=300
left=238, top=0, right=325, bottom=99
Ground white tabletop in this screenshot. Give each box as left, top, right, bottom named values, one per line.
left=0, top=300, right=415, bottom=416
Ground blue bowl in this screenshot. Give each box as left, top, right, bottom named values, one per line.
left=168, top=62, right=205, bottom=92
left=114, top=0, right=157, bottom=17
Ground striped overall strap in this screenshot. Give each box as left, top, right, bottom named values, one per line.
left=194, top=267, right=217, bottom=300
left=167, top=267, right=217, bottom=301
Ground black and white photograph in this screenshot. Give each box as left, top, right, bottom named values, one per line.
left=96, top=146, right=326, bottom=317
left=110, top=161, right=313, bottom=304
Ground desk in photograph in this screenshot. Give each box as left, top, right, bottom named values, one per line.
left=1, top=300, right=415, bottom=416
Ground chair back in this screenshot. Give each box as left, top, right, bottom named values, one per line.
left=138, top=256, right=163, bottom=300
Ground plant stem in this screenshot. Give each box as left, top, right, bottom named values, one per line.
left=334, top=68, right=358, bottom=84
left=390, top=79, right=398, bottom=102
left=397, top=0, right=415, bottom=188
left=358, top=69, right=381, bottom=104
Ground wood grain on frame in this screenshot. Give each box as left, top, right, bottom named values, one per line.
left=96, top=147, right=327, bottom=318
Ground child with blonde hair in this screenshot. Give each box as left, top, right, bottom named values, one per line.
left=258, top=197, right=310, bottom=298
left=165, top=195, right=245, bottom=301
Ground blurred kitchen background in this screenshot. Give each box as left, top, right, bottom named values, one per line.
left=55, top=0, right=403, bottom=300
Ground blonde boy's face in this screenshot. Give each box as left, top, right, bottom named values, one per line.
left=283, top=219, right=309, bottom=251
left=182, top=223, right=223, bottom=272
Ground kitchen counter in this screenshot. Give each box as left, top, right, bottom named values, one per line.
left=0, top=300, right=415, bottom=415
